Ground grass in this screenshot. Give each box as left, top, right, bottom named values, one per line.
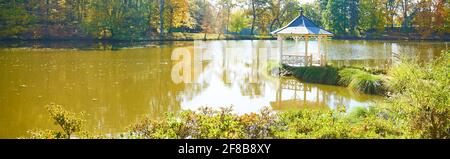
left=284, top=65, right=340, bottom=85
left=339, top=68, right=385, bottom=95
left=284, top=64, right=386, bottom=95
left=154, top=33, right=275, bottom=41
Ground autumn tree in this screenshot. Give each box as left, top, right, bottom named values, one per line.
left=0, top=0, right=33, bottom=39
left=301, top=2, right=323, bottom=27
left=190, top=0, right=216, bottom=38
left=399, top=0, right=419, bottom=32
left=413, top=0, right=434, bottom=37
left=434, top=0, right=448, bottom=34
left=229, top=10, right=250, bottom=33
left=248, top=0, right=257, bottom=35
left=164, top=0, right=194, bottom=33
left=160, top=0, right=164, bottom=40
left=218, top=0, right=236, bottom=33
left=277, top=0, right=300, bottom=29
left=323, top=0, right=348, bottom=35
left=359, top=0, right=386, bottom=33
left=347, top=0, right=359, bottom=35
left=413, top=0, right=449, bottom=37
left=432, top=0, right=449, bottom=34
left=385, top=0, right=400, bottom=29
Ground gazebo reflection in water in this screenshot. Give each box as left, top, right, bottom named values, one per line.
left=270, top=77, right=372, bottom=111
left=271, top=78, right=329, bottom=110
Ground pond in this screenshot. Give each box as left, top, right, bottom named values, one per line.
left=0, top=40, right=447, bottom=138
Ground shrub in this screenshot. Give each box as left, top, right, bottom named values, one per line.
left=271, top=108, right=405, bottom=139
left=26, top=129, right=67, bottom=139
left=26, top=104, right=89, bottom=139
left=127, top=106, right=277, bottom=139
left=382, top=51, right=450, bottom=139
left=384, top=59, right=425, bottom=93
left=46, top=104, right=86, bottom=139
left=125, top=106, right=406, bottom=139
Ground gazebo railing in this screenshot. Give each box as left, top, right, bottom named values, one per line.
left=281, top=78, right=312, bottom=91
left=282, top=55, right=313, bottom=66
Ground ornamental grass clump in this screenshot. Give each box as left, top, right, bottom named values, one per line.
left=339, top=68, right=385, bottom=94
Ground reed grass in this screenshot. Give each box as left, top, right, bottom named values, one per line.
left=339, top=68, right=385, bottom=94
left=285, top=65, right=340, bottom=85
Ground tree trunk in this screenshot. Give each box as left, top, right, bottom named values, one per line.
left=401, top=0, right=409, bottom=31
left=270, top=18, right=279, bottom=32
left=250, top=1, right=256, bottom=35
left=216, top=6, right=222, bottom=40
left=159, top=0, right=164, bottom=40
left=226, top=7, right=231, bottom=34
left=168, top=8, right=173, bottom=33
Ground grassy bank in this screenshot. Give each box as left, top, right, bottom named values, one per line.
left=283, top=65, right=340, bottom=85
left=157, top=33, right=275, bottom=41
left=0, top=33, right=276, bottom=50
left=283, top=65, right=385, bottom=95
left=1, top=33, right=276, bottom=42
left=335, top=32, right=450, bottom=41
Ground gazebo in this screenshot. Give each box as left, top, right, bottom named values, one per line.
left=271, top=8, right=333, bottom=66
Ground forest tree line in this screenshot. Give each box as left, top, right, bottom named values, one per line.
left=0, top=0, right=448, bottom=40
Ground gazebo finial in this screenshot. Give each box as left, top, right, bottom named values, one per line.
left=300, top=7, right=303, bottom=16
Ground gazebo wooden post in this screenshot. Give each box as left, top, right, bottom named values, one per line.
left=317, top=35, right=322, bottom=66
left=278, top=35, right=284, bottom=67
left=324, top=36, right=328, bottom=66
left=305, top=35, right=309, bottom=66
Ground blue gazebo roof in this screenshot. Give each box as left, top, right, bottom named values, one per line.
left=271, top=9, right=333, bottom=36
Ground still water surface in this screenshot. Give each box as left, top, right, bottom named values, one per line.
left=0, top=40, right=446, bottom=138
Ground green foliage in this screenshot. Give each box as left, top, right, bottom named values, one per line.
left=382, top=51, right=450, bottom=138
left=26, top=104, right=88, bottom=139
left=46, top=103, right=85, bottom=138
left=301, top=3, right=323, bottom=26
left=322, top=0, right=348, bottom=35
left=26, top=129, right=68, bottom=139
left=273, top=108, right=404, bottom=139
left=82, top=0, right=158, bottom=40
left=339, top=68, right=385, bottom=94
left=125, top=106, right=406, bottom=139
left=385, top=58, right=425, bottom=93
left=190, top=0, right=216, bottom=34
left=359, top=0, right=386, bottom=33
left=1, top=0, right=448, bottom=39
left=284, top=65, right=339, bottom=85
left=229, top=11, right=250, bottom=33
left=127, top=106, right=277, bottom=139
left=338, top=68, right=361, bottom=86
left=0, top=1, right=33, bottom=38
